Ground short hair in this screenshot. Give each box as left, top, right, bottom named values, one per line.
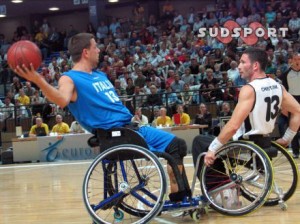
left=68, top=33, right=95, bottom=63
left=242, top=47, right=268, bottom=71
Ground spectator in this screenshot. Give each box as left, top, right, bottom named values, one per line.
left=181, top=67, right=195, bottom=85
left=151, top=106, right=161, bottom=126
left=51, top=114, right=70, bottom=134
left=164, top=85, right=181, bottom=107
left=18, top=88, right=30, bottom=105
left=162, top=0, right=174, bottom=21
left=288, top=11, right=300, bottom=40
left=156, top=107, right=172, bottom=127
left=181, top=83, right=193, bottom=106
left=24, top=81, right=36, bottom=97
left=125, top=77, right=135, bottom=96
left=15, top=99, right=29, bottom=118
left=131, top=107, right=149, bottom=126
left=170, top=74, right=185, bottom=94
left=265, top=5, right=276, bottom=25
left=172, top=104, right=190, bottom=125
left=0, top=97, right=14, bottom=120
left=236, top=11, right=248, bottom=27
left=202, top=68, right=219, bottom=87
left=29, top=117, right=49, bottom=137
left=132, top=85, right=146, bottom=108
left=144, top=85, right=163, bottom=107
left=109, top=17, right=121, bottom=35
left=194, top=103, right=212, bottom=134
left=227, top=61, right=240, bottom=82
left=96, top=21, right=109, bottom=42
left=70, top=120, right=85, bottom=133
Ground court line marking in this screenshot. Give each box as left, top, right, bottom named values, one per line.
left=0, top=155, right=194, bottom=170
left=0, top=161, right=93, bottom=169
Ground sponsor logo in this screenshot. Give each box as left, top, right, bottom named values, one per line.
left=198, top=20, right=288, bottom=45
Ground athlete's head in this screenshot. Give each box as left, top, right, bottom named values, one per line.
left=68, top=33, right=99, bottom=66
left=238, top=47, right=268, bottom=81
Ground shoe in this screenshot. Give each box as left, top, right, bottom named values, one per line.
left=292, top=154, right=299, bottom=159
left=223, top=188, right=238, bottom=209
left=214, top=188, right=240, bottom=209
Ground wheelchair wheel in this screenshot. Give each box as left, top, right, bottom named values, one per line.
left=83, top=145, right=167, bottom=224
left=245, top=142, right=298, bottom=206
left=200, top=141, right=273, bottom=216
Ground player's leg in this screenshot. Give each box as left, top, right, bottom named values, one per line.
left=165, top=137, right=191, bottom=201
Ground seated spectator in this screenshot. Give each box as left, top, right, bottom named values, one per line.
left=51, top=114, right=70, bottom=134
left=18, top=88, right=30, bottom=106
left=144, top=85, right=163, bottom=107
left=163, top=85, right=181, bottom=107
left=151, top=107, right=161, bottom=126
left=227, top=61, right=240, bottom=82
left=0, top=97, right=14, bottom=121
left=202, top=83, right=221, bottom=102
left=201, top=68, right=219, bottom=87
left=172, top=104, right=190, bottom=125
left=70, top=120, right=85, bottom=133
left=194, top=103, right=212, bottom=134
left=162, top=0, right=174, bottom=21
left=29, top=117, right=49, bottom=137
left=181, top=83, right=193, bottom=106
left=131, top=107, right=149, bottom=126
left=31, top=90, right=45, bottom=116
left=156, top=107, right=172, bottom=127
left=24, top=81, right=36, bottom=97
left=212, top=101, right=233, bottom=136
left=181, top=68, right=195, bottom=86
left=218, top=102, right=233, bottom=117
left=170, top=74, right=185, bottom=96
left=15, top=99, right=29, bottom=118
left=222, top=80, right=236, bottom=101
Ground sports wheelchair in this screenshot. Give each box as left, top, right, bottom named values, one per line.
left=82, top=127, right=297, bottom=224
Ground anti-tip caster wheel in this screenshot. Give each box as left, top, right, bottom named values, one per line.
left=279, top=203, right=288, bottom=211
left=191, top=209, right=202, bottom=221
left=114, top=210, right=124, bottom=221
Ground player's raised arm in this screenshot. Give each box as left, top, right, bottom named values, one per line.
left=14, top=64, right=75, bottom=109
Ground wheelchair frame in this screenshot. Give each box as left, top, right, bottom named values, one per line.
left=82, top=127, right=297, bottom=224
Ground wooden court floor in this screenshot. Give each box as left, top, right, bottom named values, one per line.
left=0, top=155, right=299, bottom=224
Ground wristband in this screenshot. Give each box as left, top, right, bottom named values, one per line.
left=208, top=138, right=224, bottom=152
left=282, top=127, right=297, bottom=144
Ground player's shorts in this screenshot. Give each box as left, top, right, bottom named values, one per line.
left=165, top=137, right=187, bottom=165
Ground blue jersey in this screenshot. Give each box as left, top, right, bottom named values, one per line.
left=63, top=70, right=175, bottom=152
left=64, top=70, right=132, bottom=132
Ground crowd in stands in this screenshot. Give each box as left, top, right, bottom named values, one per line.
left=0, top=0, right=299, bottom=135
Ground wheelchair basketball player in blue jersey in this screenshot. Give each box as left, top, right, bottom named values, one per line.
left=13, top=32, right=191, bottom=202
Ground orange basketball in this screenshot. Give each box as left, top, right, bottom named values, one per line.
left=7, top=40, right=42, bottom=71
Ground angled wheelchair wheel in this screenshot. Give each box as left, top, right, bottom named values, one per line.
left=83, top=145, right=167, bottom=224
left=200, top=141, right=273, bottom=216
left=255, top=142, right=298, bottom=206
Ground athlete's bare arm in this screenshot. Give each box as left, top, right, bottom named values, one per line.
left=217, top=85, right=255, bottom=144
left=14, top=64, right=76, bottom=108
left=205, top=85, right=255, bottom=166
left=276, top=86, right=300, bottom=147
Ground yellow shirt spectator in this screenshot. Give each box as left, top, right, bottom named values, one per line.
left=52, top=122, right=70, bottom=134
left=172, top=105, right=191, bottom=125
left=156, top=116, right=172, bottom=126
left=29, top=123, right=49, bottom=136
left=29, top=117, right=49, bottom=137
left=18, top=95, right=30, bottom=105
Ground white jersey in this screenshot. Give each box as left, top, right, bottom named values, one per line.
left=233, top=77, right=283, bottom=140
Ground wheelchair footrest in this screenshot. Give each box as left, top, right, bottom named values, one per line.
left=169, top=189, right=192, bottom=202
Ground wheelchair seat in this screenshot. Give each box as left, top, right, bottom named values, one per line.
left=88, top=127, right=148, bottom=152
